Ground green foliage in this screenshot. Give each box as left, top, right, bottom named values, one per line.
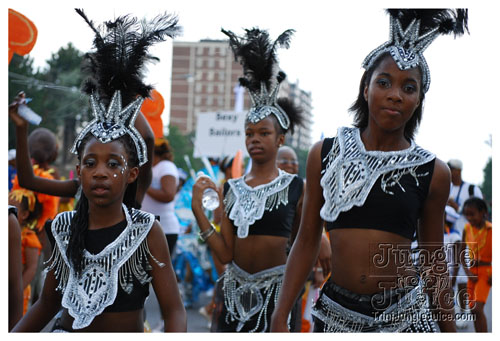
left=481, top=157, right=492, bottom=212
left=9, top=43, right=89, bottom=176
left=166, top=124, right=203, bottom=176
left=295, top=148, right=308, bottom=179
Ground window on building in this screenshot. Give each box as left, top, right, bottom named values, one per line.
left=207, top=71, right=214, bottom=81
left=196, top=46, right=204, bottom=55
left=206, top=96, right=214, bottom=106
left=196, top=58, right=203, bottom=68
left=195, top=83, right=202, bottom=93
left=207, top=84, right=214, bottom=93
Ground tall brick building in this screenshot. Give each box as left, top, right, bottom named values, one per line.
left=170, top=39, right=313, bottom=150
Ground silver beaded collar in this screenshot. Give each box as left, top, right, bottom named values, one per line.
left=45, top=204, right=160, bottom=329
left=224, top=169, right=295, bottom=238
left=320, top=127, right=435, bottom=223
left=70, top=90, right=148, bottom=166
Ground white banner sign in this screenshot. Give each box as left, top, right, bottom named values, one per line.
left=193, top=111, right=247, bottom=158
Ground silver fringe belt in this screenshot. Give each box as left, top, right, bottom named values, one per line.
left=222, top=262, right=286, bottom=332
left=312, top=283, right=439, bottom=332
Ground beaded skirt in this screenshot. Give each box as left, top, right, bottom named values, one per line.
left=215, top=262, right=286, bottom=332
left=312, top=280, right=439, bottom=332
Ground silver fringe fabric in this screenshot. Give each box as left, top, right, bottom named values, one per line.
left=44, top=204, right=164, bottom=330
left=222, top=262, right=286, bottom=332
left=320, top=127, right=434, bottom=223
left=224, top=170, right=295, bottom=238
left=312, top=283, right=439, bottom=332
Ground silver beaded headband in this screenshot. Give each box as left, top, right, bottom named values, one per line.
left=362, top=9, right=468, bottom=94
left=362, top=16, right=436, bottom=93
left=246, top=82, right=290, bottom=130
left=70, top=90, right=147, bottom=166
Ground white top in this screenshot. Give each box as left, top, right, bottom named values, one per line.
left=449, top=181, right=483, bottom=236
left=142, top=160, right=181, bottom=234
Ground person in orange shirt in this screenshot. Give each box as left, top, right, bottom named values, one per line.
left=8, top=189, right=43, bottom=315
left=462, top=197, right=491, bottom=332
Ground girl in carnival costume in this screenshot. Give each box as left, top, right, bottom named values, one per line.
left=462, top=197, right=492, bottom=332
left=12, top=9, right=185, bottom=332
left=272, top=9, right=468, bottom=332
left=191, top=27, right=305, bottom=332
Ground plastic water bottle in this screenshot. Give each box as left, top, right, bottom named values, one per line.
left=196, top=172, right=219, bottom=211
left=17, top=99, right=42, bottom=126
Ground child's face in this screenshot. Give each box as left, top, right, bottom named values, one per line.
left=463, top=205, right=485, bottom=227
left=77, top=137, right=138, bottom=208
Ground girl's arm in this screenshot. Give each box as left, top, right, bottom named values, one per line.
left=21, top=247, right=39, bottom=290
left=147, top=221, right=187, bottom=332
left=9, top=92, right=79, bottom=197
left=9, top=214, right=23, bottom=331
left=290, top=180, right=305, bottom=244
left=271, top=140, right=326, bottom=332
left=12, top=269, right=62, bottom=332
left=417, top=158, right=456, bottom=332
left=191, top=178, right=235, bottom=264
left=146, top=175, right=177, bottom=203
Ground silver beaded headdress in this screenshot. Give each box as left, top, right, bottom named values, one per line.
left=222, top=28, right=294, bottom=131
left=71, top=9, right=182, bottom=166
left=71, top=91, right=147, bottom=165
left=363, top=9, right=468, bottom=93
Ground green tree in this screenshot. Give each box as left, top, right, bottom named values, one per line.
left=166, top=124, right=203, bottom=176
left=481, top=157, right=492, bottom=213
left=8, top=43, right=88, bottom=175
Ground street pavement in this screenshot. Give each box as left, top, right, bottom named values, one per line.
left=145, top=284, right=213, bottom=332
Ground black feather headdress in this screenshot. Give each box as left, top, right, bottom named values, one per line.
left=221, top=27, right=295, bottom=131
left=363, top=9, right=469, bottom=93
left=76, top=8, right=182, bottom=107
left=71, top=9, right=181, bottom=166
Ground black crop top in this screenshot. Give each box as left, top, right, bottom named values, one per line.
left=46, top=219, right=149, bottom=312
left=223, top=175, right=303, bottom=238
left=321, top=137, right=435, bottom=240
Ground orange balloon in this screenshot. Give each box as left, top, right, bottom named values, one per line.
left=141, top=89, right=165, bottom=138
left=9, top=9, right=38, bottom=64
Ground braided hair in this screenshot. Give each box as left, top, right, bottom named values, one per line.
left=67, top=133, right=139, bottom=275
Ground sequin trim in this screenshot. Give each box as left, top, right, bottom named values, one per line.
left=70, top=90, right=148, bottom=166
left=223, top=170, right=295, bottom=238
left=44, top=204, right=163, bottom=329
left=311, top=283, right=439, bottom=332
left=320, top=127, right=435, bottom=223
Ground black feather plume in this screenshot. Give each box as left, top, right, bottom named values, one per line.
left=387, top=9, right=469, bottom=37
left=76, top=9, right=182, bottom=107
left=221, top=27, right=294, bottom=92
left=276, top=97, right=304, bottom=135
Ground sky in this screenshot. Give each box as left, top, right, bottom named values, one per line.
left=5, top=0, right=497, bottom=186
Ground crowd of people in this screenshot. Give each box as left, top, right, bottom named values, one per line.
left=8, top=8, right=492, bottom=333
